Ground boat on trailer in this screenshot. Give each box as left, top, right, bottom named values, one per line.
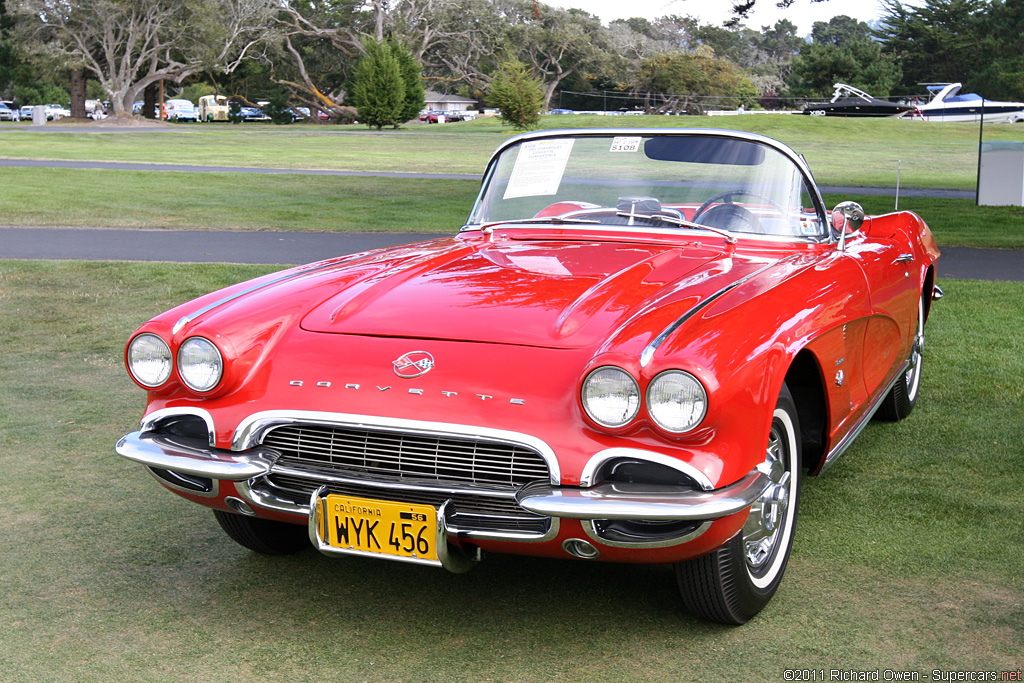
left=802, top=83, right=914, bottom=117
left=906, top=83, right=1024, bottom=123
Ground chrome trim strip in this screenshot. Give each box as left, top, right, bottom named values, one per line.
left=231, top=410, right=561, bottom=485
left=582, top=519, right=712, bottom=549
left=272, top=464, right=524, bottom=500
left=115, top=431, right=277, bottom=480
left=639, top=257, right=796, bottom=367
left=139, top=407, right=216, bottom=447
left=579, top=447, right=714, bottom=490
left=516, top=467, right=770, bottom=521
left=471, top=128, right=829, bottom=232
left=236, top=478, right=561, bottom=544
left=236, top=478, right=307, bottom=515
left=171, top=255, right=367, bottom=335
left=819, top=360, right=910, bottom=473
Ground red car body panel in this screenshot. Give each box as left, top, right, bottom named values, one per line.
left=118, top=129, right=939, bottom=603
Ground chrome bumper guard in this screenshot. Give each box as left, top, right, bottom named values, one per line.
left=115, top=431, right=278, bottom=481
left=116, top=430, right=768, bottom=559
left=516, top=466, right=771, bottom=521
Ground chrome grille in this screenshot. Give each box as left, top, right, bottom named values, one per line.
left=259, top=423, right=552, bottom=536
left=261, top=424, right=550, bottom=488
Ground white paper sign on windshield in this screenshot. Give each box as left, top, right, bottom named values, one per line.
left=609, top=137, right=641, bottom=152
left=503, top=139, right=575, bottom=199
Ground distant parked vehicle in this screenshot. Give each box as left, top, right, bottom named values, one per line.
left=165, top=99, right=199, bottom=122
left=44, top=104, right=70, bottom=120
left=198, top=95, right=230, bottom=122
left=0, top=102, right=17, bottom=121
left=20, top=105, right=34, bottom=121
left=238, top=104, right=268, bottom=122
left=132, top=101, right=159, bottom=117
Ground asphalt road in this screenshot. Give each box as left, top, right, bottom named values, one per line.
left=1, top=226, right=1020, bottom=281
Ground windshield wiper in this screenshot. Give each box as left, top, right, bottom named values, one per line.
left=616, top=211, right=738, bottom=244
left=462, top=216, right=602, bottom=232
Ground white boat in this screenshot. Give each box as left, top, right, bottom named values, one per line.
left=906, top=83, right=1024, bottom=123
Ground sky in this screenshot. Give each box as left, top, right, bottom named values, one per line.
left=551, top=0, right=886, bottom=36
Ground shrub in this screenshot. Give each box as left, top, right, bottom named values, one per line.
left=486, top=60, right=544, bottom=130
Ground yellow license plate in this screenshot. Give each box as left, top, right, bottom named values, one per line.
left=320, top=494, right=438, bottom=562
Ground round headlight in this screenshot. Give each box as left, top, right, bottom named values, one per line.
left=582, top=366, right=640, bottom=428
left=177, top=337, right=223, bottom=392
left=127, top=333, right=172, bottom=387
left=646, top=370, right=707, bottom=433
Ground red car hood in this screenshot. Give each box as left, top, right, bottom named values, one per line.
left=299, top=235, right=776, bottom=349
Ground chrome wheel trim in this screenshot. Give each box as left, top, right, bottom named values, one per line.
left=905, top=297, right=925, bottom=402
left=742, top=407, right=798, bottom=589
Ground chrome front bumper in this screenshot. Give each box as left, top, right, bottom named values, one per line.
left=117, top=430, right=769, bottom=524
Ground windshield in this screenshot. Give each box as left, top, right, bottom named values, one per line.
left=468, top=132, right=825, bottom=240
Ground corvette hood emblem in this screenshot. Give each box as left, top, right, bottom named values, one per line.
left=393, top=351, right=435, bottom=378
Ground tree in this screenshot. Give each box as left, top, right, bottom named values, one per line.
left=487, top=58, right=543, bottom=129
left=511, top=4, right=611, bottom=109
left=634, top=46, right=757, bottom=114
left=789, top=16, right=901, bottom=97
left=349, top=36, right=406, bottom=129
left=875, top=0, right=1018, bottom=99
left=393, top=39, right=425, bottom=123
left=12, top=0, right=280, bottom=115
left=972, top=0, right=1024, bottom=100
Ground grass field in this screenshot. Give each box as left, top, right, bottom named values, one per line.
left=0, top=261, right=1021, bottom=681
left=1, top=168, right=1021, bottom=248
left=4, top=113, right=1024, bottom=188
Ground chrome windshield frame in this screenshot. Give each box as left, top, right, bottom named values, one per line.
left=463, top=128, right=831, bottom=243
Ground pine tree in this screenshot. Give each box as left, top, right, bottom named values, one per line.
left=392, top=39, right=425, bottom=125
left=350, top=37, right=405, bottom=130
left=486, top=60, right=544, bottom=130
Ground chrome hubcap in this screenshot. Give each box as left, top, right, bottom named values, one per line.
left=743, top=426, right=791, bottom=570
left=905, top=301, right=925, bottom=396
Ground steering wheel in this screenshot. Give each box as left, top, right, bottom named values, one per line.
left=693, top=190, right=789, bottom=234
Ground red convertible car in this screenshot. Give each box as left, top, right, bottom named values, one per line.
left=117, top=129, right=940, bottom=624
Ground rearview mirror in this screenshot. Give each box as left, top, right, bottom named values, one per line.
left=831, top=201, right=865, bottom=250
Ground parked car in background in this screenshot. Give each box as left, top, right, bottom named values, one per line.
left=132, top=101, right=159, bottom=118
left=19, top=105, right=34, bottom=121
left=198, top=95, right=230, bottom=122
left=165, top=99, right=199, bottom=122
left=238, top=104, right=268, bottom=122
left=0, top=102, right=17, bottom=121
left=45, top=104, right=70, bottom=120
left=117, top=128, right=940, bottom=625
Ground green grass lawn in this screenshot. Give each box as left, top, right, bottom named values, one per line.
left=4, top=118, right=1024, bottom=248
left=4, top=113, right=1024, bottom=189
left=0, top=167, right=475, bottom=232
left=2, top=167, right=1021, bottom=248
left=0, top=260, right=1021, bottom=680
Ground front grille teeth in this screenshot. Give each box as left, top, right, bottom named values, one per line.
left=259, top=423, right=552, bottom=536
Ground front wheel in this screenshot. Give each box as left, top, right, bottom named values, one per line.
left=213, top=510, right=308, bottom=555
left=675, top=383, right=801, bottom=624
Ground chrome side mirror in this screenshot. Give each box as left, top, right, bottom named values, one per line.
left=831, top=201, right=865, bottom=251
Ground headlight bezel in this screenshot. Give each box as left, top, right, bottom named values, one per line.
left=176, top=336, right=224, bottom=393
left=126, top=333, right=173, bottom=388
left=581, top=365, right=642, bottom=429
left=645, top=369, right=708, bottom=434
